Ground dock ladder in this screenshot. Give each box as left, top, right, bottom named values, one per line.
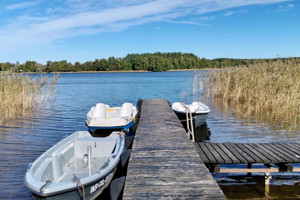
left=182, top=103, right=195, bottom=142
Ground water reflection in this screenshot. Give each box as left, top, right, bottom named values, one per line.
left=194, top=123, right=211, bottom=142
left=179, top=119, right=211, bottom=142
left=216, top=173, right=300, bottom=199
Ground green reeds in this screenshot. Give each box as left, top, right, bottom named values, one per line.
left=204, top=59, right=300, bottom=130
left=0, top=73, right=59, bottom=123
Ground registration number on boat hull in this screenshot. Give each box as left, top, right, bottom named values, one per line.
left=90, top=172, right=114, bottom=194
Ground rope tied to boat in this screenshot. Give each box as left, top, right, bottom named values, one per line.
left=40, top=180, right=51, bottom=194
left=73, top=176, right=86, bottom=200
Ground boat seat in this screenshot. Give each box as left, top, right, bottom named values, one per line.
left=92, top=103, right=107, bottom=118
left=120, top=103, right=134, bottom=118
left=74, top=139, right=116, bottom=158
left=33, top=158, right=54, bottom=182
left=87, top=103, right=107, bottom=123
left=51, top=144, right=75, bottom=182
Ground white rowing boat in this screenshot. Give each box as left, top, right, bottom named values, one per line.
left=24, top=131, right=125, bottom=200
left=171, top=102, right=210, bottom=127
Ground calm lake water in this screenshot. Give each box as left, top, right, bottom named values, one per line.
left=0, top=71, right=299, bottom=199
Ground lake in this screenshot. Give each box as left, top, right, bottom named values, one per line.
left=0, top=71, right=299, bottom=199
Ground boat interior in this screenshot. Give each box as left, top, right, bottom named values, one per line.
left=87, top=103, right=136, bottom=121
left=31, top=137, right=117, bottom=183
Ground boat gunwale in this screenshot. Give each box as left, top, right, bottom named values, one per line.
left=171, top=102, right=210, bottom=115
left=86, top=120, right=134, bottom=131
left=24, top=167, right=116, bottom=197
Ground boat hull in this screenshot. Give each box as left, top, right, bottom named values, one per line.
left=86, top=120, right=134, bottom=132
left=174, top=111, right=208, bottom=127
left=32, top=169, right=115, bottom=200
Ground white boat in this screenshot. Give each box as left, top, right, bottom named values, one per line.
left=86, top=102, right=137, bottom=132
left=171, top=102, right=210, bottom=127
left=24, top=131, right=125, bottom=200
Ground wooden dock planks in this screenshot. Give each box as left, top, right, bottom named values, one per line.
left=197, top=142, right=300, bottom=165
left=123, top=99, right=226, bottom=200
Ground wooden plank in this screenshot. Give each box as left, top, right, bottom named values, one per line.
left=223, top=143, right=251, bottom=163
left=222, top=143, right=245, bottom=163
left=209, top=143, right=233, bottom=164
left=247, top=143, right=280, bottom=163
left=269, top=143, right=299, bottom=163
left=281, top=143, right=300, bottom=160
left=277, top=143, right=300, bottom=161
left=250, top=143, right=283, bottom=163
left=290, top=143, right=300, bottom=150
left=198, top=142, right=217, bottom=164
left=216, top=143, right=240, bottom=164
left=240, top=143, right=270, bottom=163
left=219, top=167, right=279, bottom=173
left=259, top=143, right=289, bottom=163
left=193, top=142, right=210, bottom=164
left=230, top=143, right=256, bottom=163
left=235, top=143, right=263, bottom=163
left=197, top=142, right=300, bottom=165
left=204, top=143, right=226, bottom=164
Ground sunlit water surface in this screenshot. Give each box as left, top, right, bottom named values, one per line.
left=0, top=71, right=299, bottom=199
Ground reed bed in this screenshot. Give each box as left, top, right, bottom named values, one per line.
left=0, top=73, right=59, bottom=123
left=203, top=59, right=300, bottom=130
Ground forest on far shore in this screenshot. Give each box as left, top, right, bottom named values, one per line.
left=1, top=52, right=299, bottom=72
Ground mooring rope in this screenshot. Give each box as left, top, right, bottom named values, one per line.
left=73, top=176, right=86, bottom=200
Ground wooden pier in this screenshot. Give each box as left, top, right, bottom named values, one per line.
left=196, top=142, right=300, bottom=172
left=197, top=142, right=300, bottom=165
left=195, top=142, right=300, bottom=188
left=123, top=99, right=226, bottom=199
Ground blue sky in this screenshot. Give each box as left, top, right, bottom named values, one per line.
left=0, top=0, right=299, bottom=64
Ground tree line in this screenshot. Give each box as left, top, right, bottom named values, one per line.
left=1, top=52, right=299, bottom=72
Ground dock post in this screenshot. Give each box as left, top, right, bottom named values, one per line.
left=265, top=172, right=271, bottom=194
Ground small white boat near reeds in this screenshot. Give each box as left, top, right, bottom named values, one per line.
left=86, top=103, right=137, bottom=132
left=24, top=131, right=125, bottom=200
left=171, top=102, right=210, bottom=127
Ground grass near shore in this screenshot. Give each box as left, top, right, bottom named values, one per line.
left=203, top=59, right=300, bottom=130
left=0, top=73, right=59, bottom=123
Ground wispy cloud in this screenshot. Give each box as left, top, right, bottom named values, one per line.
left=5, top=1, right=39, bottom=10
left=224, top=10, right=234, bottom=16
left=0, top=0, right=293, bottom=54
left=276, top=3, right=295, bottom=12
left=194, top=16, right=216, bottom=21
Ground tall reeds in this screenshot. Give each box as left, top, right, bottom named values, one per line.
left=0, top=73, right=59, bottom=123
left=203, top=59, right=300, bottom=130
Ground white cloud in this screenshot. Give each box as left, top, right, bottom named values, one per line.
left=239, top=9, right=249, bottom=13
left=224, top=10, right=234, bottom=16
left=0, top=0, right=293, bottom=54
left=287, top=3, right=294, bottom=7
left=194, top=16, right=216, bottom=21
left=276, top=2, right=295, bottom=12
left=5, top=1, right=39, bottom=10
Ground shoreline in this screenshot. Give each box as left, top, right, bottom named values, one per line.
left=1, top=68, right=214, bottom=74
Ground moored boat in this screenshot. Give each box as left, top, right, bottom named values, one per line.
left=24, top=131, right=125, bottom=200
left=171, top=102, right=210, bottom=127
left=86, top=102, right=137, bottom=132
